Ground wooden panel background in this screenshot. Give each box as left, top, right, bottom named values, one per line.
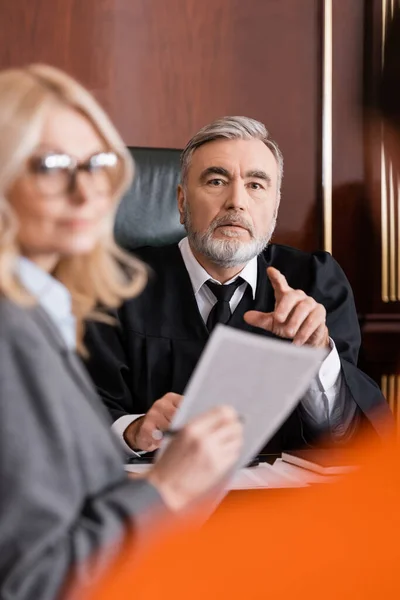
left=0, top=0, right=322, bottom=252
left=331, top=0, right=368, bottom=310
left=1, top=0, right=398, bottom=408
left=357, top=0, right=400, bottom=418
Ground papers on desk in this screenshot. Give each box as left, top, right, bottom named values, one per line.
left=124, top=461, right=338, bottom=489
left=124, top=462, right=302, bottom=489
left=125, top=463, right=152, bottom=475
left=228, top=463, right=305, bottom=489
left=281, top=449, right=358, bottom=475
left=125, top=462, right=304, bottom=489
left=158, top=325, right=327, bottom=471
left=272, top=459, right=337, bottom=485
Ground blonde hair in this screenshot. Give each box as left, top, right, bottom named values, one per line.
left=0, top=64, right=147, bottom=354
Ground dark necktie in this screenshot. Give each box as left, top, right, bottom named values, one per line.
left=206, top=277, right=244, bottom=332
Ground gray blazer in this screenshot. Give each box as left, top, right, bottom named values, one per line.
left=0, top=298, right=165, bottom=600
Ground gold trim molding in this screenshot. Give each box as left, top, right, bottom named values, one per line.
left=381, top=0, right=400, bottom=302
left=381, top=374, right=400, bottom=422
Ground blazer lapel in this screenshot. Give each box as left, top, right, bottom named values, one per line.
left=31, top=306, right=99, bottom=403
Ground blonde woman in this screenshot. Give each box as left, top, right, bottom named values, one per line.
left=0, top=65, right=242, bottom=599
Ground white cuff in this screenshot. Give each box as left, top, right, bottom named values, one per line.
left=300, top=338, right=343, bottom=424
left=111, top=414, right=145, bottom=456
left=306, top=338, right=341, bottom=395
left=318, top=338, right=341, bottom=391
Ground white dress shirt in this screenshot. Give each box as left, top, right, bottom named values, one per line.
left=115, top=237, right=352, bottom=455
left=17, top=257, right=76, bottom=350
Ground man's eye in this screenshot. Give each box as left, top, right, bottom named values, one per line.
left=207, top=178, right=225, bottom=187
left=249, top=182, right=263, bottom=190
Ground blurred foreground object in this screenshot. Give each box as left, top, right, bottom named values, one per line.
left=86, top=430, right=400, bottom=600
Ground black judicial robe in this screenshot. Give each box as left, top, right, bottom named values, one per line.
left=85, top=243, right=391, bottom=452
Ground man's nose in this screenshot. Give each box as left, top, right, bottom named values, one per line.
left=224, top=180, right=248, bottom=211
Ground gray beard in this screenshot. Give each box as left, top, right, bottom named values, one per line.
left=183, top=206, right=276, bottom=268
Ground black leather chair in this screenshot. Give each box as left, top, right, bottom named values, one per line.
left=114, top=147, right=186, bottom=250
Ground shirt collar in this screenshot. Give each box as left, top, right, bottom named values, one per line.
left=178, top=236, right=258, bottom=299
left=17, top=257, right=76, bottom=348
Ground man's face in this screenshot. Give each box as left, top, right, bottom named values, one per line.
left=177, top=138, right=280, bottom=267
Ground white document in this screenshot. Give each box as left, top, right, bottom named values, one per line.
left=125, top=462, right=307, bottom=490
left=158, top=325, right=326, bottom=471
left=228, top=463, right=306, bottom=490
left=272, top=458, right=335, bottom=485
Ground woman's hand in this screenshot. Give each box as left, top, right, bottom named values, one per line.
left=146, top=406, right=243, bottom=511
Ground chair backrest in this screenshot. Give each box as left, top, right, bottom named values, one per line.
left=114, top=147, right=186, bottom=250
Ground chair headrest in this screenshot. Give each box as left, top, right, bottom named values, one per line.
left=114, top=147, right=186, bottom=250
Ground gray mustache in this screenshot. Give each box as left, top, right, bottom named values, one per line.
left=210, top=216, right=254, bottom=236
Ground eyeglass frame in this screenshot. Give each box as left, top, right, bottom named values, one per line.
left=27, top=150, right=123, bottom=196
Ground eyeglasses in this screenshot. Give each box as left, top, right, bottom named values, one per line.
left=28, top=151, right=122, bottom=196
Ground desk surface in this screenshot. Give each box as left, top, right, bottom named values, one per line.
left=125, top=454, right=338, bottom=490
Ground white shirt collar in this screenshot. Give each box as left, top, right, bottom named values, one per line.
left=178, top=236, right=257, bottom=298
left=17, top=257, right=76, bottom=349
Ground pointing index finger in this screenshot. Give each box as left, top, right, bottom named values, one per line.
left=267, top=267, right=291, bottom=296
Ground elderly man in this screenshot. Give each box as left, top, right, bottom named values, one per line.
left=85, top=116, right=390, bottom=455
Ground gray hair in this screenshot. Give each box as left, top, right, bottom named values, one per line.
left=180, top=116, right=284, bottom=193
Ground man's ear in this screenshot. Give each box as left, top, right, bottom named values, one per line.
left=177, top=184, right=185, bottom=225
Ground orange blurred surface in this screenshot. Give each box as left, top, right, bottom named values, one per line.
left=87, top=436, right=400, bottom=600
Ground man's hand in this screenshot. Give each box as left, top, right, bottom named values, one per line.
left=244, top=266, right=330, bottom=348
left=124, top=392, right=183, bottom=452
